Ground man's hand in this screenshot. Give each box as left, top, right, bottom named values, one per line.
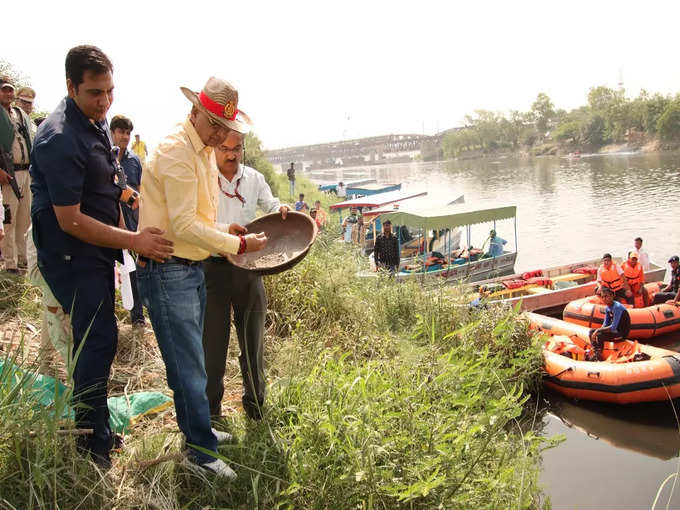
left=229, top=223, right=248, bottom=235
left=133, top=227, right=174, bottom=263
left=244, top=232, right=267, bottom=253
left=0, top=169, right=12, bottom=186
left=279, top=205, right=289, bottom=219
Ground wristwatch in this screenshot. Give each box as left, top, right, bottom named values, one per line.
left=126, top=193, right=138, bottom=206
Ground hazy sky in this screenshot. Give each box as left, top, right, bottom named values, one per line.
left=4, top=0, right=680, bottom=151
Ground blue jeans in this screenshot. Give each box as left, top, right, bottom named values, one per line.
left=136, top=260, right=217, bottom=464
left=289, top=180, right=295, bottom=198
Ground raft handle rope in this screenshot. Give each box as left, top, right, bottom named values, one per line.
left=553, top=366, right=575, bottom=378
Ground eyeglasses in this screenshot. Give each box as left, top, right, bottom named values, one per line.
left=216, top=145, right=242, bottom=155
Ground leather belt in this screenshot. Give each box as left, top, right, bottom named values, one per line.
left=14, top=163, right=30, bottom=171
left=138, top=255, right=202, bottom=266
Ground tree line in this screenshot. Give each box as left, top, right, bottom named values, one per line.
left=442, top=87, right=680, bottom=157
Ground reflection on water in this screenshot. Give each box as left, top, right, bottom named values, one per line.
left=309, top=154, right=680, bottom=508
left=541, top=391, right=680, bottom=510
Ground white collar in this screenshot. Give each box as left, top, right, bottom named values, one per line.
left=218, top=164, right=246, bottom=185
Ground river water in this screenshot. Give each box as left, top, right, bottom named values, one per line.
left=307, top=153, right=680, bottom=509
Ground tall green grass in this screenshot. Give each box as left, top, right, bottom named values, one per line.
left=0, top=179, right=555, bottom=509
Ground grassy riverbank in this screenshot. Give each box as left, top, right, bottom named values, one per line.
left=0, top=176, right=556, bottom=509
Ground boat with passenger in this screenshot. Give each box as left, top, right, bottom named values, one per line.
left=373, top=203, right=518, bottom=283
left=562, top=282, right=680, bottom=339
left=318, top=179, right=376, bottom=194
left=469, top=257, right=666, bottom=314
left=527, top=312, right=680, bottom=404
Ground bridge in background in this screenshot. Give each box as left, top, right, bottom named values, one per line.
left=264, top=128, right=464, bottom=169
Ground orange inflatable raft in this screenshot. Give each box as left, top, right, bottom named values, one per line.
left=526, top=312, right=680, bottom=404
left=562, top=282, right=680, bottom=339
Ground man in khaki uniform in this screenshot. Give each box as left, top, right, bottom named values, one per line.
left=0, top=76, right=33, bottom=273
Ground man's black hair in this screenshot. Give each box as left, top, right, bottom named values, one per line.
left=383, top=219, right=392, bottom=225
left=65, top=45, right=113, bottom=90
left=635, top=237, right=643, bottom=243
left=600, top=286, right=614, bottom=296
left=299, top=193, right=304, bottom=198
left=603, top=253, right=612, bottom=259
left=110, top=115, right=133, bottom=132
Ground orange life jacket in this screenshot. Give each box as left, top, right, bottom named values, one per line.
left=622, top=261, right=644, bottom=286
left=599, top=263, right=624, bottom=291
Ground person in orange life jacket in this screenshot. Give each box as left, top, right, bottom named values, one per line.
left=622, top=251, right=649, bottom=307
left=588, top=286, right=631, bottom=361
left=596, top=253, right=628, bottom=301
left=653, top=255, right=680, bottom=305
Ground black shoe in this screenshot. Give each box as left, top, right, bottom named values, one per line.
left=243, top=401, right=263, bottom=421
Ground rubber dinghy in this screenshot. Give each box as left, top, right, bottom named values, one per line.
left=526, top=312, right=680, bottom=404
left=562, top=282, right=680, bottom=339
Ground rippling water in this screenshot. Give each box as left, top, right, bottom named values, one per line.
left=309, top=153, right=680, bottom=271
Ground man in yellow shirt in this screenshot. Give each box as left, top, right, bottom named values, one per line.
left=131, top=134, right=147, bottom=163
left=136, top=77, right=266, bottom=481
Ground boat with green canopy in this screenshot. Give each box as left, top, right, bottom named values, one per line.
left=374, top=202, right=517, bottom=282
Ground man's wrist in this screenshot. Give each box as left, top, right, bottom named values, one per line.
left=237, top=235, right=247, bottom=255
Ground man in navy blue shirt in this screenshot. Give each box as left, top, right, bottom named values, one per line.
left=110, top=114, right=145, bottom=326
left=30, top=45, right=173, bottom=467
left=588, top=286, right=631, bottom=361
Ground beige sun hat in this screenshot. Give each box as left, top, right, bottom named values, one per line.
left=16, top=86, right=36, bottom=103
left=180, top=77, right=253, bottom=134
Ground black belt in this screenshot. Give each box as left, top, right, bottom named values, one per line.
left=14, top=163, right=29, bottom=171
left=139, top=255, right=202, bottom=266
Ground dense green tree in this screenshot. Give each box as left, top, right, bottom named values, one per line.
left=657, top=99, right=680, bottom=141
left=531, top=93, right=555, bottom=134
left=244, top=132, right=280, bottom=195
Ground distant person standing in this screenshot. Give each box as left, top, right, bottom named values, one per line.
left=295, top=193, right=309, bottom=212
left=632, top=237, right=650, bottom=272
left=287, top=162, right=295, bottom=198
left=0, top=75, right=33, bottom=273
left=313, top=200, right=328, bottom=226
left=336, top=181, right=346, bottom=198
left=374, top=219, right=400, bottom=272
left=131, top=133, right=148, bottom=164
left=110, top=114, right=145, bottom=326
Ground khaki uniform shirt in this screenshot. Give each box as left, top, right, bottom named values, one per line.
left=10, top=107, right=30, bottom=164
left=138, top=117, right=240, bottom=260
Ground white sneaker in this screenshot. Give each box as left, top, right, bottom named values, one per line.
left=195, top=458, right=237, bottom=481
left=211, top=427, right=233, bottom=444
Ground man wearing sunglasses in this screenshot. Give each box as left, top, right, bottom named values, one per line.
left=136, top=77, right=266, bottom=481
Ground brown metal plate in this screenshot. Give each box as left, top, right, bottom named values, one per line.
left=226, top=211, right=318, bottom=275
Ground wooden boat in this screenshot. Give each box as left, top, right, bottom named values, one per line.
left=562, top=282, right=680, bottom=339
left=470, top=257, right=667, bottom=314
left=380, top=203, right=518, bottom=283
left=526, top=312, right=680, bottom=404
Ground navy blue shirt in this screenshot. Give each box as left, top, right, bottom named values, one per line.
left=30, top=97, right=123, bottom=263
left=603, top=300, right=631, bottom=336
left=119, top=149, right=142, bottom=231
left=120, top=149, right=142, bottom=191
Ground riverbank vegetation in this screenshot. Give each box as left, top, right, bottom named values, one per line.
left=0, top=176, right=557, bottom=509
left=442, top=87, right=680, bottom=158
